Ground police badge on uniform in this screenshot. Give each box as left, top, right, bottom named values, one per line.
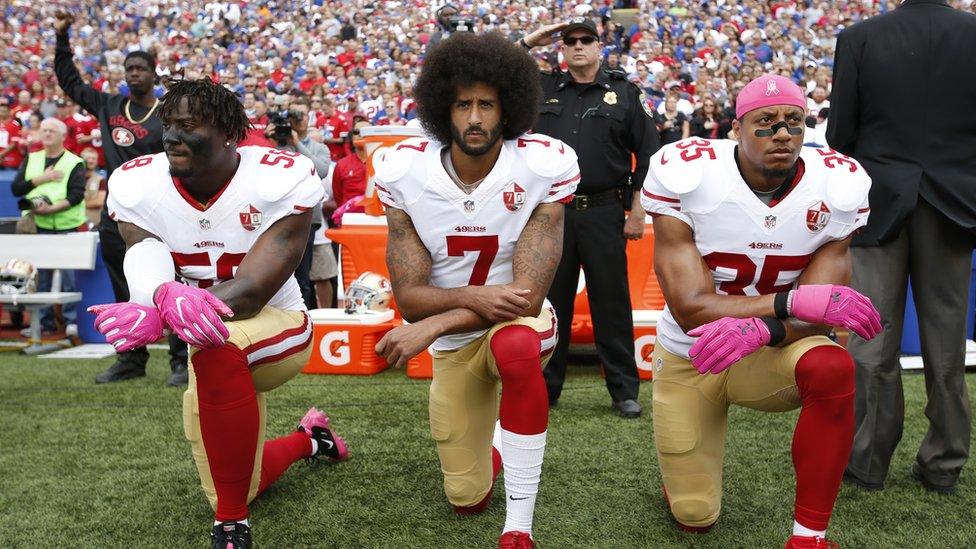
left=603, top=91, right=617, bottom=105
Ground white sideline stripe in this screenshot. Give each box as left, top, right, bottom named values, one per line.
left=246, top=319, right=313, bottom=365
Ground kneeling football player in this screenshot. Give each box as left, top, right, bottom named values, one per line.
left=642, top=74, right=882, bottom=548
left=89, top=77, right=348, bottom=549
left=373, top=33, right=579, bottom=548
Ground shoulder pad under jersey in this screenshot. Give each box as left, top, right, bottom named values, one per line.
left=242, top=147, right=316, bottom=203
left=648, top=139, right=714, bottom=195
left=806, top=147, right=872, bottom=212
left=375, top=137, right=430, bottom=185
left=109, top=152, right=167, bottom=209
left=520, top=134, right=578, bottom=179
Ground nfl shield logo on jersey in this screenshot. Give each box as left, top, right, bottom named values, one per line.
left=240, top=205, right=263, bottom=231
left=502, top=181, right=526, bottom=212
left=463, top=199, right=475, bottom=213
left=764, top=215, right=777, bottom=229
left=806, top=201, right=831, bottom=232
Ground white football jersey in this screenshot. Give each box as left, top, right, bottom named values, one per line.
left=641, top=138, right=871, bottom=358
left=106, top=146, right=324, bottom=312
left=375, top=133, right=580, bottom=351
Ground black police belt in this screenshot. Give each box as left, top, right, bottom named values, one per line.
left=566, top=187, right=626, bottom=210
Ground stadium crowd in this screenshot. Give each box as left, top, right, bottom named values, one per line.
left=3, top=0, right=973, bottom=175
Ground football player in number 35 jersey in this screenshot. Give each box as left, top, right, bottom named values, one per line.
left=373, top=33, right=578, bottom=549
left=89, top=78, right=349, bottom=549
left=642, top=74, right=882, bottom=548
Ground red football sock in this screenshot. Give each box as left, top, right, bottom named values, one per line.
left=491, top=325, right=547, bottom=435
left=258, top=431, right=313, bottom=496
left=792, top=345, right=855, bottom=531
left=194, top=344, right=260, bottom=522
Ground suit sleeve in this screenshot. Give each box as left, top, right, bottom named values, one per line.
left=825, top=29, right=859, bottom=156
left=54, top=33, right=109, bottom=117
left=628, top=88, right=660, bottom=191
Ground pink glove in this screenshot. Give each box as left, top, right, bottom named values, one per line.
left=87, top=302, right=164, bottom=353
left=790, top=284, right=882, bottom=340
left=687, top=317, right=771, bottom=375
left=331, top=195, right=364, bottom=226
left=153, top=281, right=234, bottom=348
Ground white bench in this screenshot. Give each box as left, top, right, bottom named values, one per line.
left=0, top=232, right=99, bottom=354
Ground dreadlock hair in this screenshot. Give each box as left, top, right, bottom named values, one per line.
left=414, top=31, right=541, bottom=145
left=159, top=76, right=251, bottom=143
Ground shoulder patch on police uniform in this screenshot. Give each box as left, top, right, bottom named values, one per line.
left=639, top=92, right=653, bottom=118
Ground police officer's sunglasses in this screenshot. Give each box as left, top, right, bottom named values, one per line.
left=563, top=35, right=597, bottom=46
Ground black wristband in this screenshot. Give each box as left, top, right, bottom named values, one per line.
left=774, top=291, right=791, bottom=319
left=518, top=38, right=532, bottom=49
left=759, top=316, right=786, bottom=346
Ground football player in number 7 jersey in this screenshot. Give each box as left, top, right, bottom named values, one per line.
left=88, top=78, right=349, bottom=549
left=373, top=33, right=579, bottom=549
left=641, top=74, right=882, bottom=548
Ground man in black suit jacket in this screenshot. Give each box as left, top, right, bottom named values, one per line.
left=827, top=0, right=976, bottom=494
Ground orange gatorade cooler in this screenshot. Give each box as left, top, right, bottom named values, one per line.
left=632, top=310, right=663, bottom=381
left=406, top=348, right=433, bottom=379
left=303, top=308, right=396, bottom=375
left=357, top=125, right=426, bottom=216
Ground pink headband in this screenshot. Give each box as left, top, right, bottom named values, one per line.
left=735, top=74, right=807, bottom=119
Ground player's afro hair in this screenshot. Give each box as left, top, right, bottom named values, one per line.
left=160, top=76, right=251, bottom=143
left=414, top=32, right=541, bottom=145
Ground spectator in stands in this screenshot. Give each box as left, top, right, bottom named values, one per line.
left=658, top=96, right=690, bottom=144
left=807, top=85, right=830, bottom=118
left=331, top=119, right=370, bottom=216
left=0, top=98, right=23, bottom=171
left=9, top=117, right=86, bottom=336
left=690, top=96, right=724, bottom=139
left=80, top=147, right=106, bottom=227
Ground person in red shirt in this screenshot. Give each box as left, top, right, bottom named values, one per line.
left=0, top=99, right=24, bottom=169
left=73, top=108, right=104, bottom=168
left=322, top=97, right=350, bottom=161
left=56, top=99, right=81, bottom=154
left=330, top=120, right=370, bottom=214
left=11, top=90, right=34, bottom=126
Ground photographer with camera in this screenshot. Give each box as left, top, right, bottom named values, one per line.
left=10, top=117, right=87, bottom=336
left=263, top=95, right=333, bottom=309
left=427, top=3, right=476, bottom=48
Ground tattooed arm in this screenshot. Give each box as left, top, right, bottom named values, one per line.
left=386, top=206, right=532, bottom=324
left=207, top=211, right=312, bottom=320
left=375, top=203, right=563, bottom=368
left=511, top=202, right=564, bottom=317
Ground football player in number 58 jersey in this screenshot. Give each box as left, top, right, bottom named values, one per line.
left=641, top=74, right=882, bottom=548
left=373, top=33, right=578, bottom=549
left=89, top=78, right=349, bottom=549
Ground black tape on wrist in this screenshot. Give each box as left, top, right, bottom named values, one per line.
left=760, top=316, right=786, bottom=346
left=774, top=291, right=791, bottom=319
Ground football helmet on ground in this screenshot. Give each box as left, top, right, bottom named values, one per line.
left=344, top=272, right=393, bottom=314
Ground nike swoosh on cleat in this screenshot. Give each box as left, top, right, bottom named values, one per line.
left=321, top=439, right=335, bottom=450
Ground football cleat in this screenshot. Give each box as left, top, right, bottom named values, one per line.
left=298, top=407, right=349, bottom=462
left=784, top=535, right=839, bottom=549
left=498, top=531, right=534, bottom=548
left=211, top=521, right=252, bottom=549
left=454, top=447, right=502, bottom=515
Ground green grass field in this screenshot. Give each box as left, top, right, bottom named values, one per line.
left=1, top=351, right=974, bottom=548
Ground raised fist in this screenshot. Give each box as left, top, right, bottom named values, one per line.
left=54, top=11, right=74, bottom=36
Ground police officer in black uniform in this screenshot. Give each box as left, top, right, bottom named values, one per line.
left=521, top=18, right=659, bottom=418
left=53, top=11, right=189, bottom=387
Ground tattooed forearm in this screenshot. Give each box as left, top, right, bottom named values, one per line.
left=512, top=203, right=564, bottom=310
left=385, top=207, right=432, bottom=292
